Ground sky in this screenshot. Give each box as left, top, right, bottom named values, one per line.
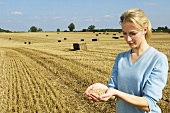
left=0, top=0, right=170, bottom=31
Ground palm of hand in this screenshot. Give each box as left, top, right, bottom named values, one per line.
left=85, top=83, right=108, bottom=96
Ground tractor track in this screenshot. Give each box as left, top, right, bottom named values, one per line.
left=1, top=47, right=116, bottom=113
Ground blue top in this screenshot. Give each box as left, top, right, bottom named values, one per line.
left=108, top=47, right=169, bottom=113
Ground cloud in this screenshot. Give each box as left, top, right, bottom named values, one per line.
left=61, top=19, right=69, bottom=22
left=59, top=17, right=81, bottom=22
left=70, top=17, right=77, bottom=20
left=85, top=18, right=100, bottom=22
left=143, top=2, right=157, bottom=6
left=70, top=17, right=81, bottom=21
left=53, top=17, right=61, bottom=19
left=85, top=19, right=93, bottom=22
left=11, top=12, right=23, bottom=15
left=104, top=15, right=114, bottom=18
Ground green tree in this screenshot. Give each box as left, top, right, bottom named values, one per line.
left=37, top=28, right=43, bottom=32
left=157, top=26, right=169, bottom=32
left=165, top=26, right=168, bottom=30
left=68, top=23, right=75, bottom=32
left=57, top=28, right=60, bottom=32
left=0, top=28, right=12, bottom=32
left=88, top=25, right=95, bottom=32
left=82, top=29, right=87, bottom=32
left=30, top=26, right=37, bottom=32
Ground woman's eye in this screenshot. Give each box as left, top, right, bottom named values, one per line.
left=130, top=32, right=136, bottom=36
left=123, top=33, right=127, bottom=35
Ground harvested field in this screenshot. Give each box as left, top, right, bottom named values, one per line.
left=0, top=32, right=170, bottom=113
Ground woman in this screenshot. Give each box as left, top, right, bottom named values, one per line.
left=85, top=8, right=169, bottom=113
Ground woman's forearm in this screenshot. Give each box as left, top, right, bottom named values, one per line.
left=113, top=89, right=150, bottom=112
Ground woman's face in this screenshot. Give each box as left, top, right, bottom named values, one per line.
left=122, top=22, right=147, bottom=49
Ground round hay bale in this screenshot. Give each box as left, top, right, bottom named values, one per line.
left=64, top=38, right=67, bottom=40
left=46, top=35, right=48, bottom=37
left=73, top=43, right=87, bottom=50
left=96, top=34, right=98, bottom=36
left=81, top=39, right=84, bottom=41
left=28, top=42, right=31, bottom=44
left=120, top=36, right=124, bottom=38
left=73, top=43, right=80, bottom=50
left=113, top=37, right=119, bottom=39
left=9, top=38, right=12, bottom=40
left=58, top=40, right=61, bottom=42
left=113, top=34, right=116, bottom=35
left=24, top=42, right=27, bottom=44
left=92, top=39, right=97, bottom=41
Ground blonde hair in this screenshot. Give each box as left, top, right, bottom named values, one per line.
left=120, top=8, right=152, bottom=42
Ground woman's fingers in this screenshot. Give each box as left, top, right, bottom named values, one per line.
left=87, top=93, right=100, bottom=102
left=99, top=93, right=110, bottom=102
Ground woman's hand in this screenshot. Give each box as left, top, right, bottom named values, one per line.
left=85, top=83, right=116, bottom=102
left=85, top=83, right=109, bottom=102
left=99, top=88, right=116, bottom=102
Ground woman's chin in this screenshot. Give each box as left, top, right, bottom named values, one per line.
left=129, top=44, right=136, bottom=48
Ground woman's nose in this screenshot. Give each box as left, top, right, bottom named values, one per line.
left=126, top=35, right=132, bottom=41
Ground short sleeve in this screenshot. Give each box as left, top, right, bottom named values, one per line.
left=107, top=54, right=120, bottom=89
left=143, top=53, right=169, bottom=111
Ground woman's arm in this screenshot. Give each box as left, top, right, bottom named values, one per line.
left=86, top=84, right=149, bottom=111
left=114, top=88, right=149, bottom=112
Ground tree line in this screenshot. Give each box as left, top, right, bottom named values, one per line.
left=155, top=26, right=169, bottom=32
left=0, top=28, right=12, bottom=33
left=0, top=24, right=170, bottom=33
left=28, top=24, right=122, bottom=32
left=28, top=24, right=170, bottom=33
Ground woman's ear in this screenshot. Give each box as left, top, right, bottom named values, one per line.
left=143, top=27, right=148, bottom=34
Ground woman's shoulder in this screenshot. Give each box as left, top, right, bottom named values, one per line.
left=117, top=49, right=131, bottom=57
left=114, top=50, right=131, bottom=62
left=149, top=47, right=167, bottom=59
left=147, top=47, right=168, bottom=68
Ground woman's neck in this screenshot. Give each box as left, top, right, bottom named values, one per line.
left=131, top=43, right=150, bottom=56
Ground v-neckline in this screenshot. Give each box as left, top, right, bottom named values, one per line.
left=128, top=47, right=152, bottom=66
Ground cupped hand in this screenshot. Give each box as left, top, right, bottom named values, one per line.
left=85, top=83, right=108, bottom=102
left=99, top=88, right=116, bottom=102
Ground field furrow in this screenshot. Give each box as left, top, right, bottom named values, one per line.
left=22, top=47, right=112, bottom=78
left=0, top=50, right=8, bottom=113
left=8, top=47, right=116, bottom=112
left=1, top=49, right=66, bottom=112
